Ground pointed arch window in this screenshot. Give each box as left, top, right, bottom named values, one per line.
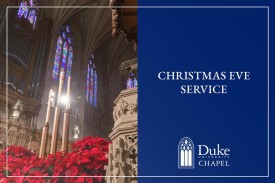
left=86, top=55, right=97, bottom=107
left=127, top=72, right=138, bottom=89
left=52, top=25, right=73, bottom=81
left=178, top=137, right=194, bottom=169
left=17, top=0, right=38, bottom=28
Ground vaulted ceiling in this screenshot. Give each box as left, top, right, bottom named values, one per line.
left=43, top=0, right=112, bottom=57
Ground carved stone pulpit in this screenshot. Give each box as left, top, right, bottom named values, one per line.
left=106, top=59, right=138, bottom=183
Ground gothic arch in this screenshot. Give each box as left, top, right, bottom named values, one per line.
left=86, top=55, right=98, bottom=107
left=178, top=137, right=194, bottom=169
left=17, top=132, right=26, bottom=146
left=17, top=0, right=39, bottom=27
left=8, top=130, right=16, bottom=145
left=52, top=25, right=74, bottom=81
left=0, top=127, right=6, bottom=141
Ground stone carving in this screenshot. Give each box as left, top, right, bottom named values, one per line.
left=119, top=58, right=137, bottom=76
left=106, top=88, right=138, bottom=183
left=113, top=99, right=129, bottom=121
left=107, top=136, right=137, bottom=183
left=113, top=98, right=137, bottom=122
left=106, top=144, right=114, bottom=183
left=114, top=138, right=130, bottom=178
left=127, top=101, right=137, bottom=115
left=109, top=0, right=137, bottom=43
left=0, top=111, right=48, bottom=153
left=126, top=135, right=138, bottom=183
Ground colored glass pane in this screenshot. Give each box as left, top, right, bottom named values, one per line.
left=29, top=0, right=35, bottom=6
left=133, top=77, right=138, bottom=88
left=86, top=65, right=90, bottom=102
left=62, top=32, right=66, bottom=39
left=68, top=37, right=72, bottom=45
left=66, top=47, right=73, bottom=80
left=52, top=25, right=73, bottom=82
left=86, top=55, right=97, bottom=107
left=66, top=25, right=70, bottom=33
left=17, top=0, right=38, bottom=27
left=28, top=9, right=37, bottom=26
left=126, top=72, right=137, bottom=89
left=61, top=41, right=68, bottom=74
left=127, top=78, right=133, bottom=89
left=94, top=72, right=97, bottom=106
left=17, top=2, right=28, bottom=19
left=52, top=36, right=62, bottom=80
left=90, top=68, right=94, bottom=105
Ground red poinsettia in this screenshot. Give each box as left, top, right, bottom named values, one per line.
left=0, top=136, right=110, bottom=183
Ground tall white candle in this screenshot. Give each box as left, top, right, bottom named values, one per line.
left=45, top=89, right=53, bottom=124
left=58, top=72, right=64, bottom=103
left=66, top=76, right=71, bottom=109
left=50, top=71, right=64, bottom=154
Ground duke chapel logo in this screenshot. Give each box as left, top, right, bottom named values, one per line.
left=178, top=137, right=195, bottom=169
left=178, top=137, right=230, bottom=169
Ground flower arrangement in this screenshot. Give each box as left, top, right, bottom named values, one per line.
left=0, top=136, right=110, bottom=183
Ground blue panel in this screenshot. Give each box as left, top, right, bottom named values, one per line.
left=138, top=4, right=273, bottom=183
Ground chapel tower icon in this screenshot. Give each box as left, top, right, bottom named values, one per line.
left=178, top=137, right=194, bottom=169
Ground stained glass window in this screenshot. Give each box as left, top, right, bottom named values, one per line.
left=127, top=77, right=133, bottom=89
left=127, top=72, right=138, bottom=89
left=90, top=68, right=94, bottom=105
left=94, top=72, right=97, bottom=106
left=86, top=56, right=97, bottom=107
left=17, top=0, right=38, bottom=27
left=66, top=46, right=73, bottom=81
left=86, top=65, right=90, bottom=102
left=52, top=25, right=73, bottom=81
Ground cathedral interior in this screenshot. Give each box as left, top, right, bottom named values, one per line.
left=0, top=0, right=137, bottom=158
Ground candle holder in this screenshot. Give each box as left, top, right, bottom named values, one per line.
left=39, top=89, right=54, bottom=158
left=50, top=72, right=64, bottom=154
